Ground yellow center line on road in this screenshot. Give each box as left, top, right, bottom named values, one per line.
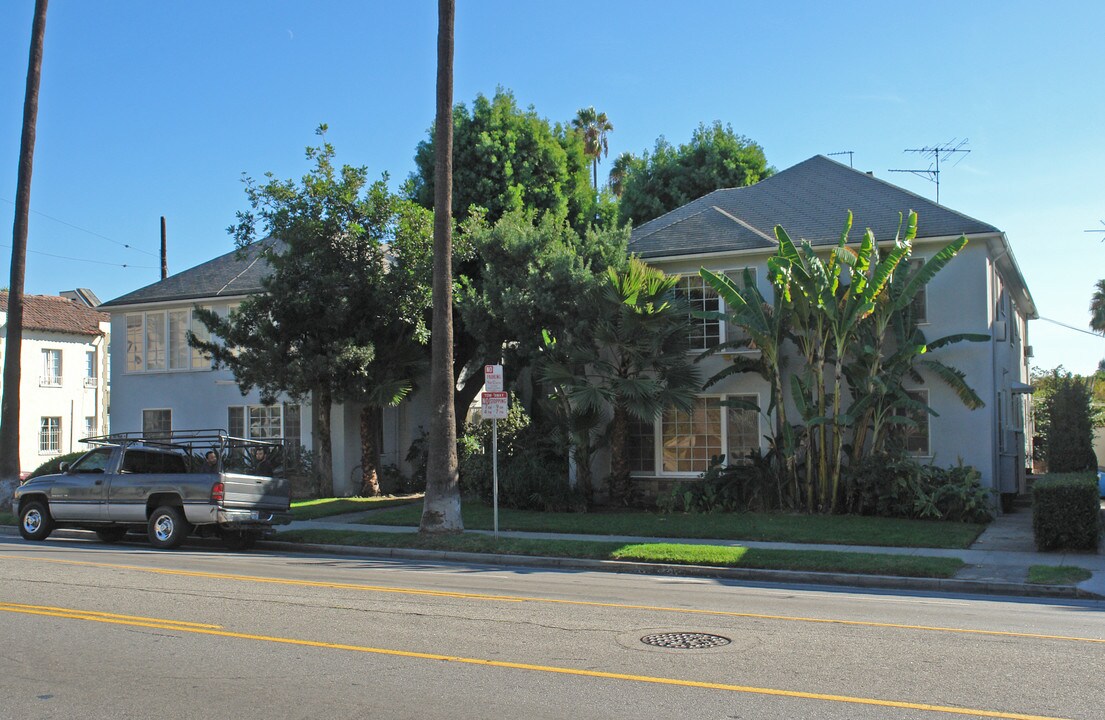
left=0, top=601, right=222, bottom=629
left=0, top=601, right=1072, bottom=720
left=3, top=553, right=1102, bottom=645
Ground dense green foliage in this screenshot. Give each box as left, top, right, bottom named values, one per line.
left=409, top=89, right=596, bottom=231
left=1032, top=367, right=1099, bottom=472
left=1032, top=473, right=1101, bottom=550
left=29, top=451, right=84, bottom=478
left=617, top=121, right=772, bottom=226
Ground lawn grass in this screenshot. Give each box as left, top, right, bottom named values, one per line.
left=352, top=501, right=985, bottom=549
left=274, top=528, right=963, bottom=578
left=290, top=496, right=421, bottom=520
left=0, top=511, right=14, bottom=526
left=1027, top=565, right=1092, bottom=585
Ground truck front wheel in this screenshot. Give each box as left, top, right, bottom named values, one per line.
left=148, top=506, right=189, bottom=549
left=19, top=500, right=54, bottom=541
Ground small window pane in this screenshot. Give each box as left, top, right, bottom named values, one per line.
left=142, top=409, right=171, bottom=436
left=146, top=313, right=166, bottom=371
left=248, top=405, right=282, bottom=439
left=627, top=416, right=656, bottom=473
left=228, top=407, right=245, bottom=438
left=903, top=390, right=930, bottom=456
left=191, top=306, right=213, bottom=369
left=283, top=403, right=301, bottom=448
left=39, top=417, right=61, bottom=453
left=675, top=276, right=721, bottom=350
left=726, top=395, right=760, bottom=465
left=662, top=398, right=722, bottom=473
left=169, top=310, right=190, bottom=370
left=126, top=315, right=143, bottom=372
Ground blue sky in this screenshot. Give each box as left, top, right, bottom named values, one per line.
left=2, top=1, right=1103, bottom=373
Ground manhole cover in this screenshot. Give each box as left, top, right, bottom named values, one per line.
left=640, top=632, right=731, bottom=649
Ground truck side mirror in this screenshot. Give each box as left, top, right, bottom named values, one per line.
left=59, top=462, right=71, bottom=473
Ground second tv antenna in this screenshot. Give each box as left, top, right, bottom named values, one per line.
left=889, top=139, right=970, bottom=204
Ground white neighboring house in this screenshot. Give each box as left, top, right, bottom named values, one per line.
left=98, top=241, right=430, bottom=496
left=623, top=155, right=1037, bottom=505
left=0, top=291, right=111, bottom=475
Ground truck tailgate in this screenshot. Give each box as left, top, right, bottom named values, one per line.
left=220, top=472, right=291, bottom=512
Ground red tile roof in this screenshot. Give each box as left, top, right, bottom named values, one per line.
left=0, top=291, right=109, bottom=337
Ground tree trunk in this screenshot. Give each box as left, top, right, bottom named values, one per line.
left=608, top=404, right=630, bottom=503
left=0, top=0, right=48, bottom=509
left=313, top=388, right=334, bottom=497
left=421, top=0, right=463, bottom=533
left=359, top=405, right=382, bottom=496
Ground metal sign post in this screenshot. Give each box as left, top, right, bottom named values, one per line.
left=482, top=365, right=507, bottom=537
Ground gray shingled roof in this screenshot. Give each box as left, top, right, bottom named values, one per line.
left=629, top=155, right=1001, bottom=259
left=101, top=239, right=283, bottom=308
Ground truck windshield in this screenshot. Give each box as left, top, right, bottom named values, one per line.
left=69, top=447, right=113, bottom=473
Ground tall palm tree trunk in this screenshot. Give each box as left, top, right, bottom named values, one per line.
left=313, top=387, right=335, bottom=497
left=359, top=405, right=383, bottom=496
left=421, top=0, right=463, bottom=533
left=608, top=404, right=630, bottom=503
left=1, top=0, right=48, bottom=509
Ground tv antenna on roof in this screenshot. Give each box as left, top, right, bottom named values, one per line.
left=888, top=138, right=970, bottom=204
left=1086, top=220, right=1105, bottom=241
left=827, top=151, right=854, bottom=168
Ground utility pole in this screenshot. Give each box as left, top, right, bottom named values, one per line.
left=160, top=216, right=167, bottom=279
left=889, top=139, right=970, bottom=204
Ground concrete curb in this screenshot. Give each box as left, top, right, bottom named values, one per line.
left=1, top=525, right=1099, bottom=601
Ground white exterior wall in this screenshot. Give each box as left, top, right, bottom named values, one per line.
left=0, top=316, right=110, bottom=474
left=639, top=235, right=1020, bottom=496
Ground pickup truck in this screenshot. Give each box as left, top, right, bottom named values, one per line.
left=13, top=430, right=292, bottom=551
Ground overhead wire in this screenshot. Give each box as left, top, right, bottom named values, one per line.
left=0, top=197, right=159, bottom=257
left=1037, top=316, right=1105, bottom=339
left=0, top=243, right=158, bottom=270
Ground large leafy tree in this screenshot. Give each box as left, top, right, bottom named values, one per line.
left=1, top=0, right=48, bottom=509
left=421, top=0, right=463, bottom=533
left=1089, top=279, right=1105, bottom=335
left=408, top=88, right=595, bottom=233
left=571, top=107, right=613, bottom=191
left=541, top=259, right=700, bottom=504
left=618, top=121, right=772, bottom=226
left=192, top=129, right=432, bottom=498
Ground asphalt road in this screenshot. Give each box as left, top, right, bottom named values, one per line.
left=1, top=534, right=1101, bottom=720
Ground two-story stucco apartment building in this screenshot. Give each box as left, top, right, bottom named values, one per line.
left=623, top=155, right=1036, bottom=502
left=0, top=291, right=111, bottom=475
left=99, top=155, right=1036, bottom=503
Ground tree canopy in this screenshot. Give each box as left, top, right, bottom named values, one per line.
left=616, top=121, right=773, bottom=226
left=408, top=88, right=596, bottom=231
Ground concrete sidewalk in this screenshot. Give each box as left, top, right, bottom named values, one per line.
left=278, top=504, right=1105, bottom=600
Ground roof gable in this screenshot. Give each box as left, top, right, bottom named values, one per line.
left=629, top=155, right=1000, bottom=259
left=101, top=239, right=282, bottom=309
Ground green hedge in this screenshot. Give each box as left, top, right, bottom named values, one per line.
left=29, top=451, right=84, bottom=479
left=1032, top=473, right=1101, bottom=551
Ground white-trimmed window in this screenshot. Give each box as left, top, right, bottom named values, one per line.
left=125, top=307, right=220, bottom=373
left=41, top=349, right=61, bottom=386
left=39, top=417, right=61, bottom=453
left=675, top=269, right=758, bottom=351
left=84, top=416, right=94, bottom=439
left=629, top=394, right=762, bottom=475
left=903, top=389, right=931, bottom=456
left=228, top=403, right=301, bottom=441
left=84, top=351, right=97, bottom=387
left=142, top=409, right=172, bottom=436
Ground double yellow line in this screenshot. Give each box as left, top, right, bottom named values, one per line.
left=0, top=600, right=1073, bottom=720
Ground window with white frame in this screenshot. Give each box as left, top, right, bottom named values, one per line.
left=84, top=416, right=94, bottom=439
left=41, top=349, right=61, bottom=386
left=84, top=351, right=97, bottom=387
left=228, top=403, right=301, bottom=441
left=726, top=395, right=761, bottom=465
left=39, top=417, right=61, bottom=453
left=662, top=398, right=723, bottom=473
left=629, top=395, right=762, bottom=475
left=142, top=409, right=172, bottom=436
left=902, top=389, right=931, bottom=456
left=125, top=307, right=221, bottom=373
left=626, top=417, right=656, bottom=473
left=908, top=258, right=928, bottom=323
left=675, top=276, right=721, bottom=350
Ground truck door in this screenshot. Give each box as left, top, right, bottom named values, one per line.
left=48, top=447, right=113, bottom=521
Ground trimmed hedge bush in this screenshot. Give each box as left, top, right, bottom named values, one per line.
left=29, top=451, right=85, bottom=479
left=1032, top=473, right=1101, bottom=551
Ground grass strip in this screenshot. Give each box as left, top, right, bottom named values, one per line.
left=0, top=511, right=14, bottom=526
left=352, top=501, right=985, bottom=549
left=275, top=528, right=964, bottom=578
left=1027, top=565, right=1092, bottom=585
left=290, top=496, right=420, bottom=520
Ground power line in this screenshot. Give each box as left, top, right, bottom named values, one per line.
left=1038, top=315, right=1105, bottom=339
left=0, top=243, right=158, bottom=270
left=0, top=197, right=159, bottom=257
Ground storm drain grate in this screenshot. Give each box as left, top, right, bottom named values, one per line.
left=640, top=632, right=731, bottom=649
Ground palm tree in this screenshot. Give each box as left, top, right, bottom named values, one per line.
left=420, top=0, right=463, bottom=533
left=572, top=107, right=613, bottom=191
left=1090, top=279, right=1105, bottom=334
left=1, top=0, right=49, bottom=509
left=608, top=152, right=636, bottom=198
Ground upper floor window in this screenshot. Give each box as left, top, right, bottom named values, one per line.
left=908, top=259, right=928, bottom=323
left=84, top=351, right=97, bottom=387
left=41, top=349, right=61, bottom=386
left=126, top=307, right=219, bottom=374
left=675, top=269, right=757, bottom=351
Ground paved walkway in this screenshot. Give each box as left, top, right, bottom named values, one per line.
left=283, top=504, right=1105, bottom=599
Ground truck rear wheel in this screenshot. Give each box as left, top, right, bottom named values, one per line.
left=19, top=500, right=54, bottom=541
left=148, top=506, right=189, bottom=549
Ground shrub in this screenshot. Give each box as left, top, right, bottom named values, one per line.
left=844, top=454, right=992, bottom=523
left=656, top=452, right=778, bottom=514
left=1037, top=370, right=1098, bottom=472
left=29, top=451, right=85, bottom=479
left=1033, top=473, right=1101, bottom=551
